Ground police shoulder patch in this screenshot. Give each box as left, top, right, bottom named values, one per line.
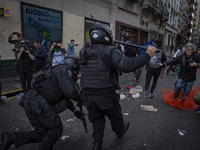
left=68, top=69, right=73, bottom=77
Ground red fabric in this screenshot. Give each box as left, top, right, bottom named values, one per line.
left=75, top=44, right=78, bottom=46
left=126, top=85, right=132, bottom=89
left=160, top=85, right=200, bottom=111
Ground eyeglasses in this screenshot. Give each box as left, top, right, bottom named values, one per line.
left=186, top=49, right=194, bottom=52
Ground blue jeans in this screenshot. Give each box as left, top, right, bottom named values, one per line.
left=174, top=78, right=194, bottom=100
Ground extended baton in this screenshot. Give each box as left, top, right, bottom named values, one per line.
left=114, top=40, right=161, bottom=52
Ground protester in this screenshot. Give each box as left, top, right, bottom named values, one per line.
left=161, top=43, right=200, bottom=101
left=137, top=39, right=157, bottom=82
left=67, top=39, right=78, bottom=55
left=8, top=32, right=22, bottom=74
left=48, top=41, right=67, bottom=66
left=33, top=39, right=47, bottom=72
left=170, top=43, right=174, bottom=54
left=17, top=39, right=35, bottom=93
left=79, top=22, right=157, bottom=150
left=0, top=54, right=84, bottom=150
left=144, top=48, right=167, bottom=98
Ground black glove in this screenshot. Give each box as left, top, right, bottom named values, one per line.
left=74, top=110, right=84, bottom=120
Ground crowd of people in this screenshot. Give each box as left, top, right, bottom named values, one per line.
left=0, top=22, right=200, bottom=150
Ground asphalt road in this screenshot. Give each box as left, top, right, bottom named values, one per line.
left=0, top=69, right=200, bottom=150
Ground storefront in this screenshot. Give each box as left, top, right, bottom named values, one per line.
left=21, top=3, right=62, bottom=48
left=140, top=31, right=148, bottom=45
left=115, top=21, right=140, bottom=44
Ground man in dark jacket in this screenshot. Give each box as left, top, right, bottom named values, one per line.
left=33, top=39, right=47, bottom=72
left=0, top=54, right=84, bottom=150
left=17, top=39, right=35, bottom=93
left=162, top=43, right=200, bottom=101
left=79, top=22, right=157, bottom=150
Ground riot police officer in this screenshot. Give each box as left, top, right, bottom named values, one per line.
left=79, top=22, right=157, bottom=150
left=0, top=54, right=84, bottom=150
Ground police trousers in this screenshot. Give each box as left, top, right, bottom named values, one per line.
left=15, top=93, right=63, bottom=150
left=86, top=94, right=124, bottom=144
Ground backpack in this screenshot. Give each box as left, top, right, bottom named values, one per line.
left=30, top=66, right=64, bottom=105
left=148, top=51, right=163, bottom=69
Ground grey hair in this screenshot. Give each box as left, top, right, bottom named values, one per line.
left=183, top=43, right=195, bottom=52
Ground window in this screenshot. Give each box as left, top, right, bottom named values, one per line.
left=21, top=3, right=62, bottom=47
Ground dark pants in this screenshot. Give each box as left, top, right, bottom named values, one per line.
left=145, top=68, right=161, bottom=93
left=19, top=69, right=33, bottom=93
left=134, top=68, right=142, bottom=79
left=87, top=95, right=124, bottom=144
left=14, top=93, right=63, bottom=150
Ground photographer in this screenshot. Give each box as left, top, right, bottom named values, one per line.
left=17, top=39, right=35, bottom=93
left=8, top=32, right=22, bottom=74
left=48, top=41, right=67, bottom=66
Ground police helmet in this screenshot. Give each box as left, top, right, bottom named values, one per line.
left=21, top=39, right=29, bottom=46
left=89, top=22, right=113, bottom=45
left=63, top=54, right=80, bottom=79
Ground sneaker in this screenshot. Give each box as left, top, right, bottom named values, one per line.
left=194, top=107, right=200, bottom=113
left=145, top=90, right=149, bottom=96
left=0, top=100, right=5, bottom=105
left=148, top=93, right=154, bottom=98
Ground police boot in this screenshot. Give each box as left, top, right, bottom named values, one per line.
left=92, top=143, right=102, bottom=150
left=0, top=132, right=14, bottom=150
left=117, top=121, right=129, bottom=138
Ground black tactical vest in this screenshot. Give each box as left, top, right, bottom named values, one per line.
left=31, top=66, right=64, bottom=105
left=80, top=44, right=119, bottom=94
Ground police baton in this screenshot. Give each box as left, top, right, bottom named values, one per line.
left=114, top=40, right=161, bottom=52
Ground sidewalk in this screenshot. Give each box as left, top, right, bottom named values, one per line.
left=1, top=76, right=22, bottom=95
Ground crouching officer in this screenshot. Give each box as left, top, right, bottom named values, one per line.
left=79, top=22, right=157, bottom=150
left=0, top=54, right=84, bottom=150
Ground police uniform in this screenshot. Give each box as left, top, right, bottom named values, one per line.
left=0, top=54, right=83, bottom=150
left=80, top=22, right=152, bottom=150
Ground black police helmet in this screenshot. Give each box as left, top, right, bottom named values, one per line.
left=21, top=39, right=29, bottom=46
left=89, top=22, right=113, bottom=45
left=63, top=54, right=80, bottom=79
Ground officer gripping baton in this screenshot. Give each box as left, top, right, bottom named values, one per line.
left=114, top=40, right=161, bottom=52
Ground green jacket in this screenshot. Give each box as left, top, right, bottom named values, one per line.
left=8, top=35, right=21, bottom=56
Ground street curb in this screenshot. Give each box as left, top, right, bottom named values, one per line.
left=1, top=75, right=82, bottom=97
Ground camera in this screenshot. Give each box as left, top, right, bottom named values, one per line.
left=13, top=32, right=18, bottom=34
left=23, top=46, right=28, bottom=51
left=12, top=48, right=17, bottom=51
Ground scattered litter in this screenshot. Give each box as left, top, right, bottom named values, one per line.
left=67, top=118, right=75, bottom=122
left=61, top=135, right=69, bottom=141
left=177, top=129, right=187, bottom=136
left=141, top=105, right=158, bottom=112
left=123, top=113, right=129, bottom=116
left=126, top=85, right=132, bottom=89
left=120, top=94, right=126, bottom=100
left=132, top=93, right=140, bottom=98
left=1, top=96, right=7, bottom=100
left=129, top=86, right=143, bottom=94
